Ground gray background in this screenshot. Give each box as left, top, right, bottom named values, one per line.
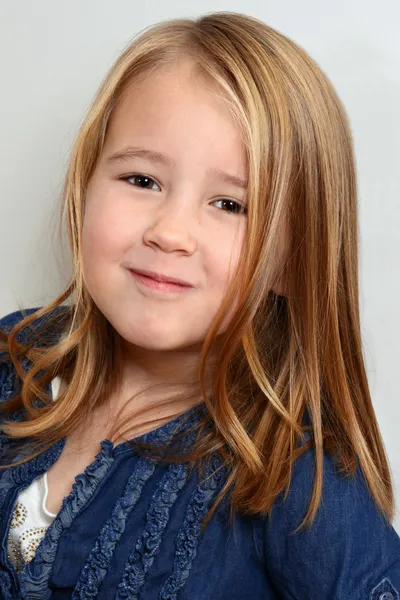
left=1, top=0, right=399, bottom=530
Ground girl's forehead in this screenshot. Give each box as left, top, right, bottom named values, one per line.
left=108, top=62, right=234, bottom=131
left=102, top=68, right=247, bottom=174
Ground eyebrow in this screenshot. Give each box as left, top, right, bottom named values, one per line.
left=106, top=146, right=248, bottom=190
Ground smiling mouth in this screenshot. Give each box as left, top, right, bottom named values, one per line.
left=129, top=269, right=194, bottom=294
left=129, top=268, right=193, bottom=287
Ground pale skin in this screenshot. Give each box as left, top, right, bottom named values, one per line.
left=45, top=60, right=286, bottom=514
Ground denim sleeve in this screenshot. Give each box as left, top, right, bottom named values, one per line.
left=261, top=446, right=400, bottom=599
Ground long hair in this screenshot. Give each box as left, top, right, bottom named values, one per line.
left=0, top=11, right=394, bottom=532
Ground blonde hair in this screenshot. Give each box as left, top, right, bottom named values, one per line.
left=0, top=11, right=394, bottom=532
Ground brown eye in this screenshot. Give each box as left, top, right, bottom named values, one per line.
left=213, top=198, right=248, bottom=215
left=120, top=174, right=161, bottom=191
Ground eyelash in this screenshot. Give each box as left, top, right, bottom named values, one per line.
left=119, top=174, right=248, bottom=216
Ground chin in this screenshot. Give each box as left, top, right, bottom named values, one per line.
left=109, top=320, right=189, bottom=352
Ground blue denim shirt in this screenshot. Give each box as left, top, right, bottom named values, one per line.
left=1, top=307, right=400, bottom=599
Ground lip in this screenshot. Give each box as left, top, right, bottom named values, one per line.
left=129, top=268, right=193, bottom=287
left=129, top=268, right=194, bottom=294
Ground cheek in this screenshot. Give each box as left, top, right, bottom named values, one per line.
left=80, top=192, right=139, bottom=301
left=208, top=224, right=242, bottom=285
left=81, top=192, right=138, bottom=265
left=208, top=226, right=244, bottom=330
left=218, top=226, right=244, bottom=285
left=221, top=224, right=246, bottom=324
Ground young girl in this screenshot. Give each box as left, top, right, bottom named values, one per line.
left=1, top=11, right=399, bottom=600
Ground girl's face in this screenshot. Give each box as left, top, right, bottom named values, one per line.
left=82, top=61, right=248, bottom=352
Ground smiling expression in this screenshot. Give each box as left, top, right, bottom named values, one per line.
left=82, top=60, right=248, bottom=352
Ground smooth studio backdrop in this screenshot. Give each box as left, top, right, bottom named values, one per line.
left=1, top=0, right=399, bottom=530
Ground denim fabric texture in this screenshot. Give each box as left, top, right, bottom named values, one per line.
left=1, top=307, right=400, bottom=599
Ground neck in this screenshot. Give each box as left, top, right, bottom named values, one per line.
left=109, top=338, right=218, bottom=426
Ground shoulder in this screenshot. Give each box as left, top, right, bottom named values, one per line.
left=0, top=307, right=41, bottom=333
left=0, top=305, right=71, bottom=346
left=253, top=445, right=400, bottom=598
left=0, top=305, right=70, bottom=403
left=0, top=307, right=40, bottom=402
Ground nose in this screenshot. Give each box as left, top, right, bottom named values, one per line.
left=142, top=200, right=198, bottom=255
